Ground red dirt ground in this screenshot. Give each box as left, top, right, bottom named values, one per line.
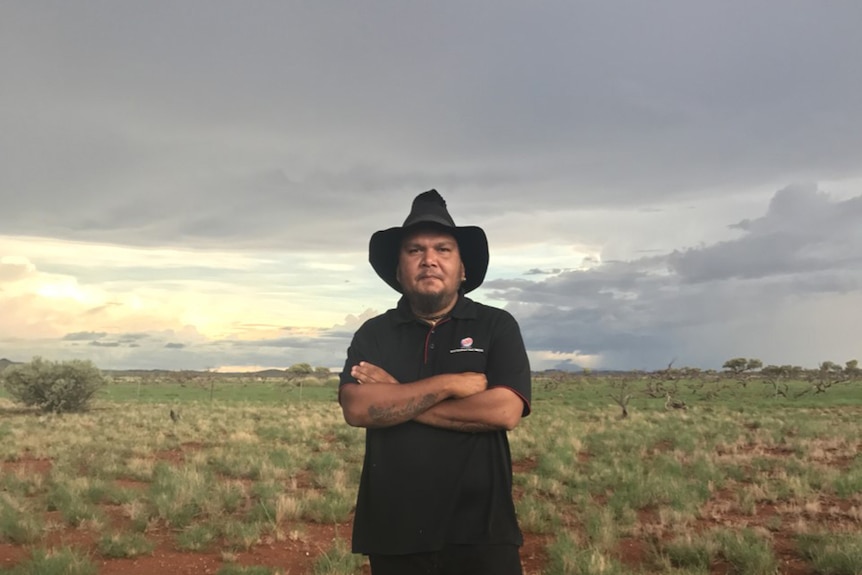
left=1, top=522, right=556, bottom=575
left=2, top=451, right=859, bottom=574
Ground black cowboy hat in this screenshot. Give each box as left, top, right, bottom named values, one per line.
left=369, top=190, right=489, bottom=293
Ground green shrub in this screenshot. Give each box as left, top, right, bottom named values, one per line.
left=2, top=547, right=97, bottom=575
left=1, top=357, right=106, bottom=413
left=98, top=532, right=154, bottom=558
left=313, top=538, right=365, bottom=575
left=797, top=532, right=862, bottom=575
left=216, top=564, right=277, bottom=575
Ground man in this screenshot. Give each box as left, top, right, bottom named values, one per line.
left=339, top=190, right=532, bottom=575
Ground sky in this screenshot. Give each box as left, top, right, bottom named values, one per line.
left=2, top=2, right=861, bottom=372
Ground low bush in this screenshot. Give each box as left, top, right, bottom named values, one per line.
left=1, top=357, right=106, bottom=413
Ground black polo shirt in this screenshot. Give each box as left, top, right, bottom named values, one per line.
left=339, top=294, right=532, bottom=555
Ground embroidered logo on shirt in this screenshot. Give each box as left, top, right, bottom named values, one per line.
left=450, top=337, right=484, bottom=354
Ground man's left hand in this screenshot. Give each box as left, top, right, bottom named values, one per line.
left=351, top=362, right=399, bottom=385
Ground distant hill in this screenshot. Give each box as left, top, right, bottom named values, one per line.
left=0, top=358, right=19, bottom=372
left=3, top=360, right=635, bottom=378
left=252, top=369, right=288, bottom=378
left=103, top=367, right=293, bottom=378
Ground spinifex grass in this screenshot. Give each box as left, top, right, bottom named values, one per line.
left=313, top=538, right=365, bottom=575
left=544, top=530, right=630, bottom=575
left=175, top=523, right=219, bottom=551
left=0, top=375, right=860, bottom=574
left=0, top=495, right=42, bottom=544
left=797, top=532, right=862, bottom=575
left=97, top=531, right=154, bottom=558
left=0, top=547, right=97, bottom=575
left=216, top=563, right=282, bottom=575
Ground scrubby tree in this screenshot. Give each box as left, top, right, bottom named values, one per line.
left=722, top=357, right=750, bottom=374
left=797, top=360, right=854, bottom=397
left=608, top=377, right=634, bottom=419
left=286, top=363, right=313, bottom=378
left=746, top=358, right=763, bottom=371
left=819, top=360, right=842, bottom=374
left=1, top=357, right=106, bottom=413
left=760, top=365, right=794, bottom=398
left=722, top=357, right=763, bottom=373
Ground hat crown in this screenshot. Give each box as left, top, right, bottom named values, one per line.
left=402, top=189, right=456, bottom=228
left=369, top=189, right=489, bottom=293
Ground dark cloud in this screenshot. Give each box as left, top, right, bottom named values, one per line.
left=164, top=343, right=185, bottom=349
left=524, top=268, right=567, bottom=276
left=489, top=186, right=862, bottom=369
left=89, top=341, right=120, bottom=348
left=118, top=333, right=150, bottom=342
left=63, top=331, right=108, bottom=341
left=669, top=185, right=862, bottom=283
left=2, top=3, right=861, bottom=248
left=85, top=303, right=121, bottom=316
left=3, top=3, right=862, bottom=371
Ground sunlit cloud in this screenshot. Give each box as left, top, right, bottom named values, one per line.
left=529, top=350, right=602, bottom=371
left=2, top=235, right=271, bottom=271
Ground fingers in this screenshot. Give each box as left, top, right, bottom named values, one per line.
left=351, top=361, right=398, bottom=385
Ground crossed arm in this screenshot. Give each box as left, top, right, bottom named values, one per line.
left=339, top=361, right=524, bottom=432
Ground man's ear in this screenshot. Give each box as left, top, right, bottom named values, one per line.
left=395, top=265, right=402, bottom=286
left=460, top=262, right=466, bottom=282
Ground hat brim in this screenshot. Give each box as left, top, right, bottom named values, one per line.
left=369, top=224, right=489, bottom=293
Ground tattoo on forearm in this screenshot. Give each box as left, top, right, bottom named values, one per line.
left=368, top=393, right=438, bottom=424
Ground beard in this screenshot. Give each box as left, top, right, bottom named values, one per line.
left=406, top=289, right=457, bottom=316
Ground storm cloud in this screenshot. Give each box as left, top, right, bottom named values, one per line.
left=2, top=2, right=861, bottom=370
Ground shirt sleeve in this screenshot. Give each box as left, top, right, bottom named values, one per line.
left=338, top=324, right=373, bottom=403
left=339, top=335, right=361, bottom=387
left=486, top=310, right=532, bottom=416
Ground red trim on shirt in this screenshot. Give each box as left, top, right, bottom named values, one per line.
left=492, top=385, right=532, bottom=417
left=423, top=317, right=450, bottom=364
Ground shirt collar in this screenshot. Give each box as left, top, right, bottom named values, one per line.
left=393, top=293, right=478, bottom=325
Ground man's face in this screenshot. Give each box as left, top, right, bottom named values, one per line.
left=396, top=228, right=465, bottom=314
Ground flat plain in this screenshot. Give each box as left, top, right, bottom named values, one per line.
left=1, top=374, right=860, bottom=574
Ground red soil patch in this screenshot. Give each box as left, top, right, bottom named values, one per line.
left=772, top=534, right=817, bottom=575
left=41, top=511, right=98, bottom=549
left=1, top=457, right=52, bottom=475
left=512, top=457, right=538, bottom=474
left=88, top=522, right=355, bottom=575
left=0, top=513, right=554, bottom=575
left=0, top=544, right=28, bottom=570
left=152, top=442, right=208, bottom=465
left=521, top=533, right=551, bottom=575
left=114, top=478, right=150, bottom=491
left=223, top=522, right=356, bottom=575
left=101, top=504, right=138, bottom=532
left=809, top=446, right=860, bottom=470
left=762, top=446, right=796, bottom=457
left=616, top=536, right=650, bottom=568
left=649, top=439, right=675, bottom=454
left=636, top=505, right=660, bottom=526
left=95, top=541, right=222, bottom=575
